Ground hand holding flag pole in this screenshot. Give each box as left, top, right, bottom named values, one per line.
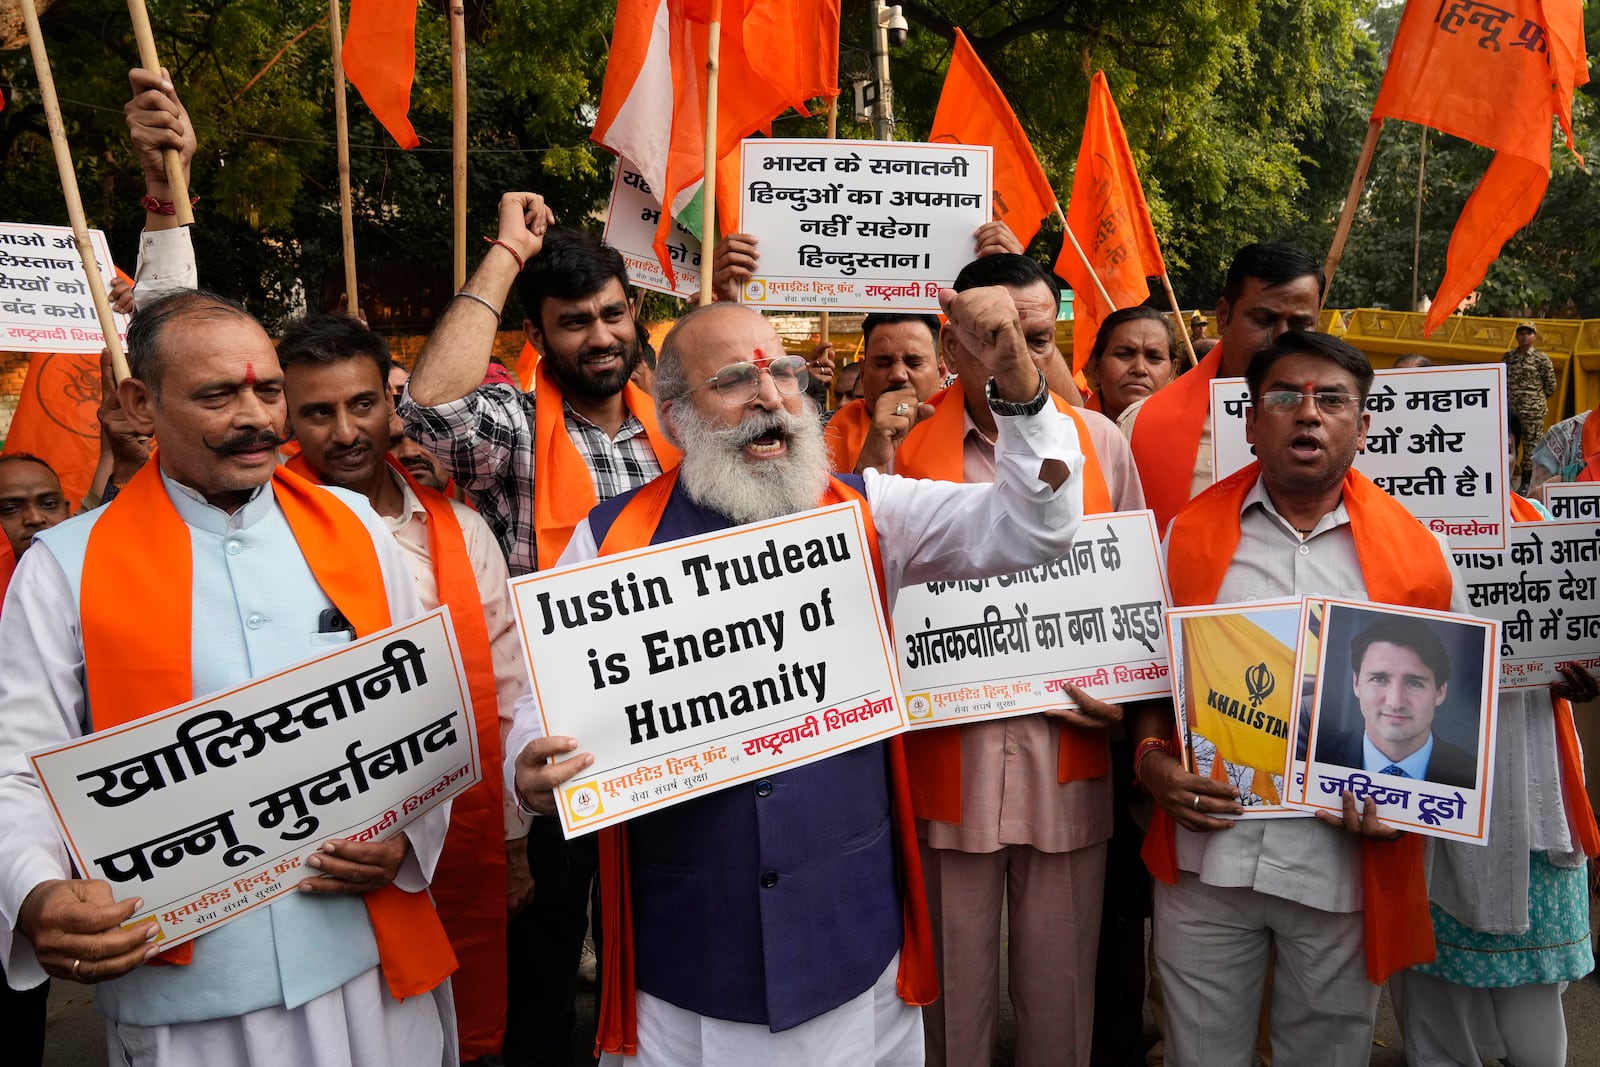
left=19, top=0, right=129, bottom=383
left=125, top=0, right=193, bottom=226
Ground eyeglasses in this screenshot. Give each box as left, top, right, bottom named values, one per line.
left=689, top=355, right=810, bottom=405
left=1256, top=390, right=1361, bottom=415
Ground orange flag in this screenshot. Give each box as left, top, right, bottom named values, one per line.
left=1055, top=71, right=1164, bottom=374
left=2, top=352, right=102, bottom=507
left=342, top=0, right=420, bottom=150
left=1373, top=0, right=1586, bottom=336
left=929, top=29, right=1056, bottom=249
left=593, top=0, right=840, bottom=286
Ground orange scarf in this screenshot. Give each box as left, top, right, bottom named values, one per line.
left=589, top=468, right=937, bottom=1056
left=893, top=384, right=1114, bottom=823
left=1128, top=343, right=1224, bottom=532
left=1509, top=493, right=1600, bottom=857
left=0, top=540, right=13, bottom=616
left=1149, top=463, right=1450, bottom=985
left=1579, top=409, right=1600, bottom=482
left=79, top=460, right=456, bottom=999
left=284, top=454, right=506, bottom=1054
left=533, top=361, right=680, bottom=571
left=823, top=398, right=873, bottom=472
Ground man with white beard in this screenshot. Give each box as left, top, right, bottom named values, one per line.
left=505, top=294, right=1086, bottom=1066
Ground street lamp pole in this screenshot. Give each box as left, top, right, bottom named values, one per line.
left=870, top=0, right=905, bottom=141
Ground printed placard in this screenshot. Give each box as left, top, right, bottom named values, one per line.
left=509, top=502, right=905, bottom=836
left=737, top=139, right=991, bottom=312
left=601, top=160, right=702, bottom=299
left=1288, top=598, right=1498, bottom=843
left=1167, top=598, right=1310, bottom=819
left=1210, top=365, right=1510, bottom=548
left=1541, top=481, right=1600, bottom=522
left=895, top=511, right=1171, bottom=729
left=1455, top=520, right=1600, bottom=688
left=28, top=610, right=480, bottom=951
left=0, top=222, right=129, bottom=353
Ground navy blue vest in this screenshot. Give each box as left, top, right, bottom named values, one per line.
left=588, top=478, right=903, bottom=1031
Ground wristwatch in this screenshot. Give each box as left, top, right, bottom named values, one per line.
left=985, top=371, right=1049, bottom=416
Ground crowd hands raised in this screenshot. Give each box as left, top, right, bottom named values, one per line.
left=0, top=66, right=1596, bottom=1067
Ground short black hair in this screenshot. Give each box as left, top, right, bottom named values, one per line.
left=514, top=227, right=630, bottom=332
left=1350, top=616, right=1451, bottom=688
left=952, top=253, right=1062, bottom=306
left=126, top=289, right=256, bottom=399
left=0, top=453, right=58, bottom=478
left=277, top=313, right=393, bottom=383
left=1087, top=306, right=1173, bottom=368
left=862, top=313, right=940, bottom=346
left=1245, top=331, right=1373, bottom=402
left=1220, top=242, right=1325, bottom=307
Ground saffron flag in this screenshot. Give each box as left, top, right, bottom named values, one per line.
left=592, top=0, right=840, bottom=285
left=1055, top=71, right=1165, bottom=373
left=342, top=0, right=420, bottom=150
left=928, top=29, right=1055, bottom=249
left=1372, top=0, right=1586, bottom=336
left=1181, top=611, right=1295, bottom=803
left=2, top=351, right=102, bottom=508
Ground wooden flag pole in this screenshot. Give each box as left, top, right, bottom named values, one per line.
left=1052, top=202, right=1114, bottom=310
left=822, top=95, right=838, bottom=407
left=126, top=0, right=194, bottom=225
left=1411, top=128, right=1428, bottom=312
left=329, top=0, right=359, bottom=317
left=450, top=0, right=468, bottom=289
left=1322, top=117, right=1383, bottom=308
left=1160, top=273, right=1198, bottom=369
left=20, top=0, right=129, bottom=382
left=697, top=1, right=723, bottom=306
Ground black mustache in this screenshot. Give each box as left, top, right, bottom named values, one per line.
left=204, top=427, right=291, bottom=456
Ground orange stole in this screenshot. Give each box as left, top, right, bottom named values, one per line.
left=589, top=469, right=938, bottom=1056
left=0, top=540, right=13, bottom=616
left=284, top=454, right=507, bottom=1054
left=1128, top=343, right=1223, bottom=532
left=893, top=384, right=1114, bottom=824
left=1509, top=493, right=1600, bottom=857
left=533, top=361, right=681, bottom=571
left=79, top=460, right=457, bottom=999
left=1579, top=409, right=1600, bottom=482
left=1149, top=463, right=1452, bottom=984
left=823, top=397, right=873, bottom=472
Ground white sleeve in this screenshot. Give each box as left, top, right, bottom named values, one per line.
left=866, top=402, right=1085, bottom=600
left=133, top=228, right=199, bottom=308
left=0, top=545, right=87, bottom=989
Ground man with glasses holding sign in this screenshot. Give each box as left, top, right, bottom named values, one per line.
left=509, top=290, right=1086, bottom=1066
left=1130, top=331, right=1470, bottom=1067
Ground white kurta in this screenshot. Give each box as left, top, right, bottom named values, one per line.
left=506, top=395, right=1087, bottom=1064
left=0, top=473, right=455, bottom=1066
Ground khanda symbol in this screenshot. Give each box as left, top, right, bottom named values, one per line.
left=1244, top=662, right=1275, bottom=709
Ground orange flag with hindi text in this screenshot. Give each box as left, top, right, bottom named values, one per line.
left=1373, top=0, right=1586, bottom=336
left=1054, top=71, right=1164, bottom=374
left=929, top=29, right=1056, bottom=250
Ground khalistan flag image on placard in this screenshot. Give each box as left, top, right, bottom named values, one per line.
left=1179, top=604, right=1300, bottom=807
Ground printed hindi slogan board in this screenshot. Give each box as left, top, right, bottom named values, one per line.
left=28, top=609, right=481, bottom=951
left=737, top=139, right=992, bottom=312
left=509, top=502, right=906, bottom=837
left=1456, top=520, right=1600, bottom=688
left=1288, top=598, right=1499, bottom=843
left=1210, top=365, right=1510, bottom=549
left=0, top=222, right=129, bottom=353
left=1542, top=481, right=1600, bottom=522
left=601, top=159, right=702, bottom=300
left=1166, top=598, right=1310, bottom=819
left=895, top=511, right=1171, bottom=729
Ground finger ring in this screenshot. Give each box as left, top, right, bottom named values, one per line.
left=1192, top=793, right=1202, bottom=812
left=72, top=958, right=82, bottom=979
left=894, top=402, right=910, bottom=416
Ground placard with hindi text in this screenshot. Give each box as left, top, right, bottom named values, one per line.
left=0, top=222, right=128, bottom=353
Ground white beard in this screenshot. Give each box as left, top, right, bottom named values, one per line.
left=675, top=401, right=831, bottom=524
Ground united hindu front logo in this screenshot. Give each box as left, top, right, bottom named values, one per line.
left=906, top=693, right=933, bottom=720
left=564, top=782, right=602, bottom=820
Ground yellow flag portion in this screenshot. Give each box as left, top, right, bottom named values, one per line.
left=1182, top=613, right=1296, bottom=793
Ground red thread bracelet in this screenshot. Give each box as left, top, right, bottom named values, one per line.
left=483, top=237, right=525, bottom=271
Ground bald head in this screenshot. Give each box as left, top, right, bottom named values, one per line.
left=655, top=303, right=782, bottom=406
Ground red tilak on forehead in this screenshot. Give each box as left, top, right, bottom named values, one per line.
left=244, top=363, right=257, bottom=386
